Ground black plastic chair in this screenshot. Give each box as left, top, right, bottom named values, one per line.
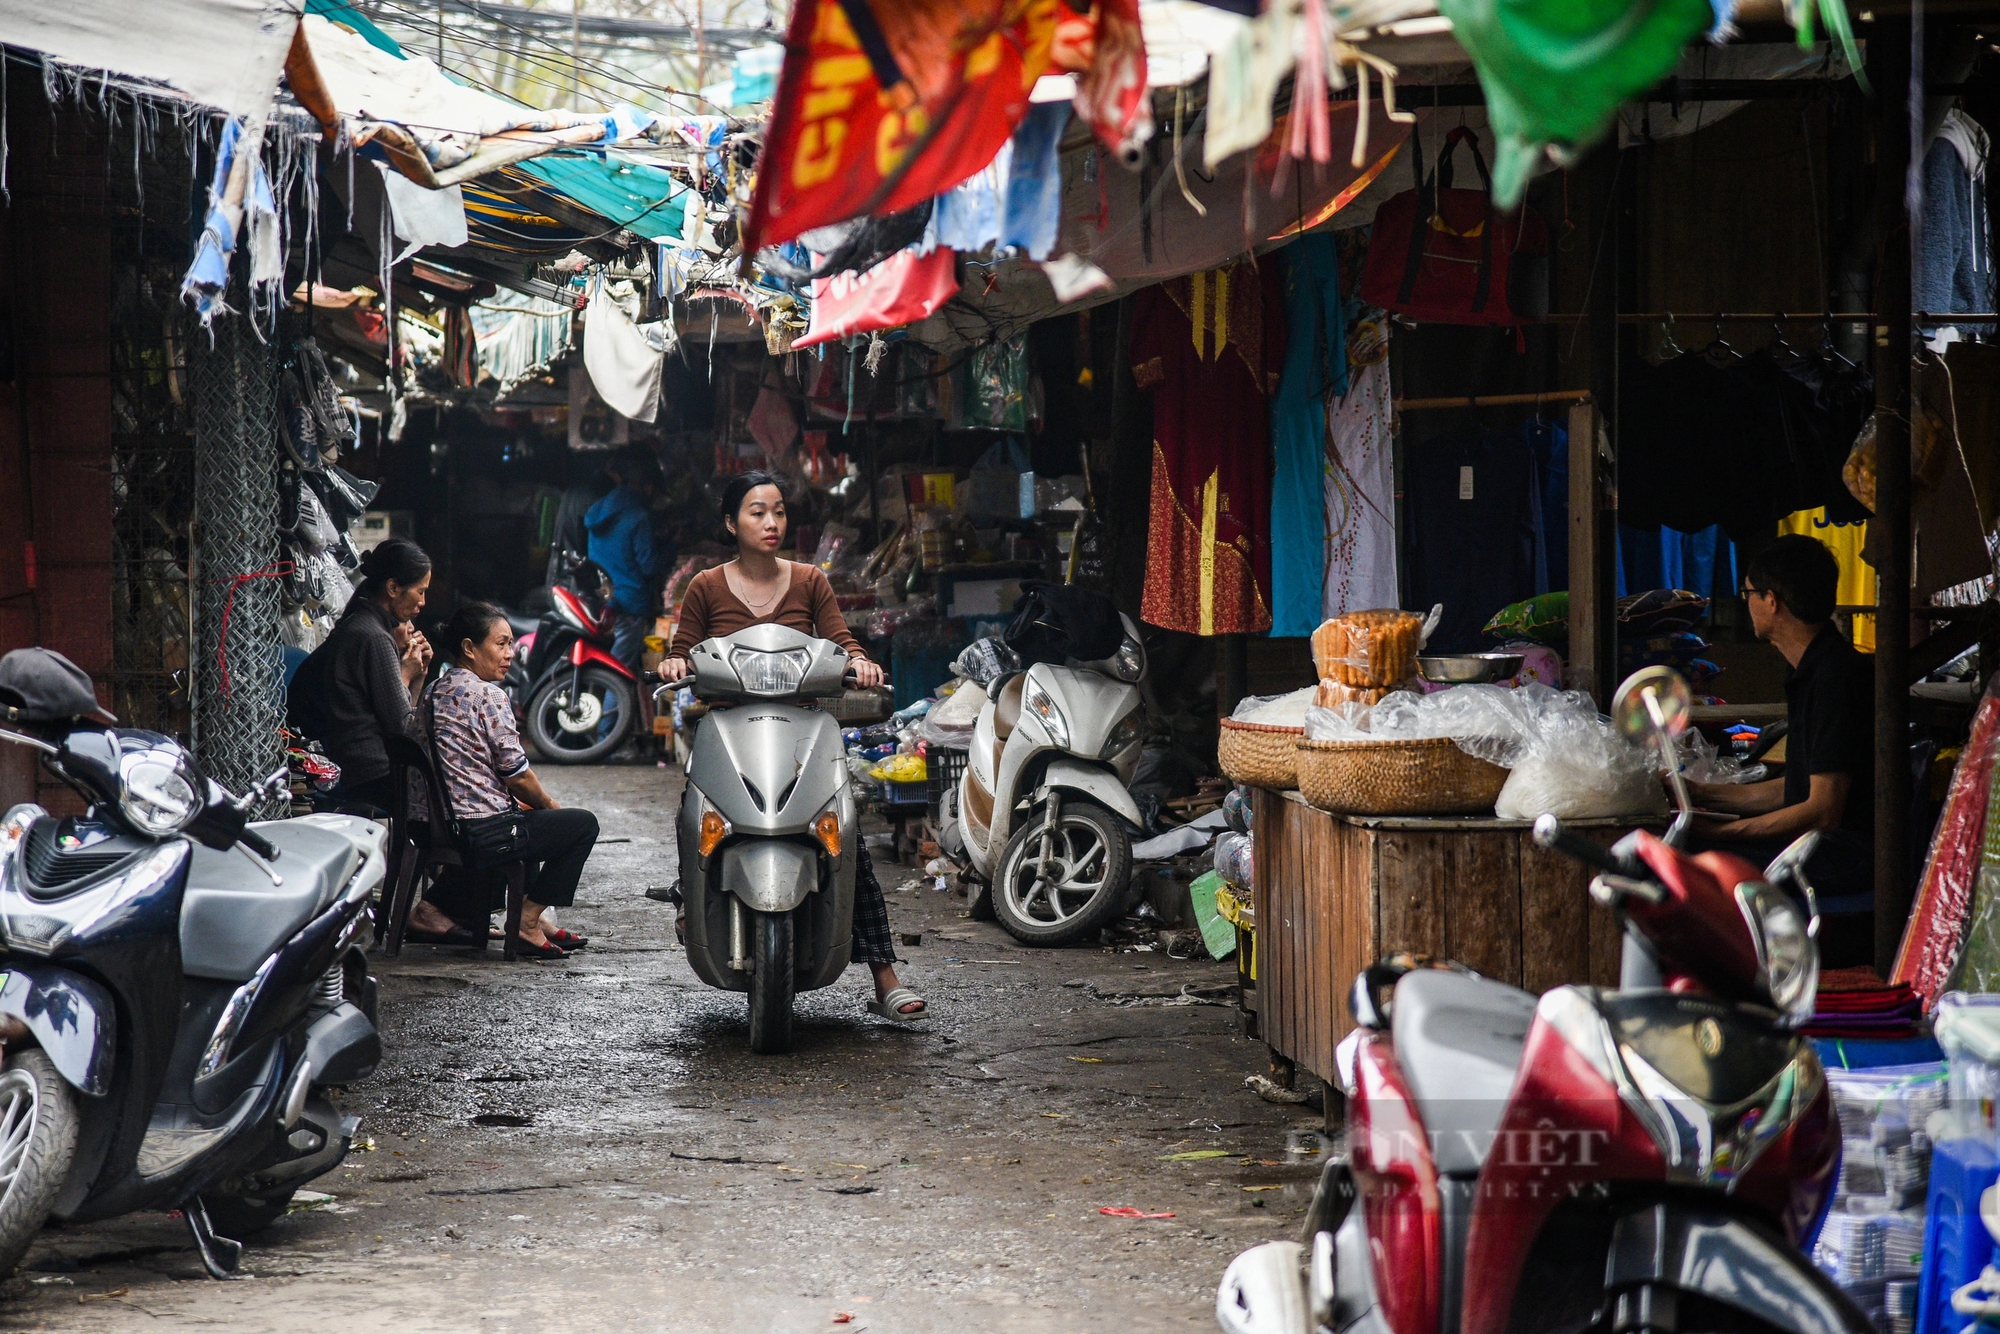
left=380, top=735, right=530, bottom=961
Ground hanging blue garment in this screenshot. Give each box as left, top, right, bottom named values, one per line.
left=1001, top=103, right=1069, bottom=261
left=1269, top=236, right=1349, bottom=637
left=1524, top=420, right=1567, bottom=593
left=930, top=141, right=1013, bottom=253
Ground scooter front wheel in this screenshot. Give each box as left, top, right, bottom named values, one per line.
left=0, top=1049, right=78, bottom=1276
left=992, top=798, right=1132, bottom=946
left=747, top=911, right=796, bottom=1054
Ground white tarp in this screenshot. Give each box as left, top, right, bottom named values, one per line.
left=0, top=0, right=299, bottom=116
left=301, top=14, right=604, bottom=172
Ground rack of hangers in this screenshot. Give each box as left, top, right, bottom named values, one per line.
left=1393, top=389, right=1593, bottom=412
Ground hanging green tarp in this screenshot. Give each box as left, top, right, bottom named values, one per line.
left=305, top=0, right=404, bottom=59
left=1435, top=0, right=1712, bottom=208
left=513, top=155, right=690, bottom=244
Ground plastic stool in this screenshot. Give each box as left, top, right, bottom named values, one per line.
left=1919, top=1139, right=2000, bottom=1334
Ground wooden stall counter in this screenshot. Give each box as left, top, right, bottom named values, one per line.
left=1252, top=787, right=1652, bottom=1098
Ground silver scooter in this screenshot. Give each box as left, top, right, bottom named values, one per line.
left=666, top=624, right=861, bottom=1054
left=952, top=614, right=1147, bottom=946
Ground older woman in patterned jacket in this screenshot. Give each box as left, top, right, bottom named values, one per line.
left=421, top=602, right=600, bottom=960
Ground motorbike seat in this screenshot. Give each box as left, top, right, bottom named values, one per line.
left=180, top=820, right=365, bottom=982
left=993, top=674, right=1025, bottom=741
left=1390, top=970, right=1538, bottom=1177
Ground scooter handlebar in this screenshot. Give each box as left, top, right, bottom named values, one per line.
left=1531, top=814, right=1624, bottom=875
left=239, top=827, right=281, bottom=862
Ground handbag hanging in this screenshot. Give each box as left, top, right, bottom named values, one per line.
left=1359, top=123, right=1550, bottom=328
left=425, top=686, right=529, bottom=871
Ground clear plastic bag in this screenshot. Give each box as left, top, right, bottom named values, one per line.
left=1312, top=609, right=1427, bottom=687
left=917, top=678, right=986, bottom=748
left=1231, top=686, right=1316, bottom=728
left=1213, top=831, right=1254, bottom=890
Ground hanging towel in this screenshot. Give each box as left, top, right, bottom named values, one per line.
left=1001, top=102, right=1070, bottom=261
left=583, top=279, right=672, bottom=423
left=929, top=142, right=1013, bottom=253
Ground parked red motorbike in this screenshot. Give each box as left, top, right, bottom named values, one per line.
left=505, top=549, right=639, bottom=764
left=1217, top=666, right=1870, bottom=1334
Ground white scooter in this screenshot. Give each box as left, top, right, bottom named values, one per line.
left=951, top=614, right=1147, bottom=946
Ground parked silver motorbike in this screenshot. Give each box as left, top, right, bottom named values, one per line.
left=952, top=614, right=1147, bottom=946
left=666, top=624, right=862, bottom=1054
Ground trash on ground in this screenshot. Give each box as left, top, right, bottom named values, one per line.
left=1244, top=1074, right=1310, bottom=1105
left=1160, top=1149, right=1231, bottom=1161
left=1099, top=1207, right=1176, bottom=1219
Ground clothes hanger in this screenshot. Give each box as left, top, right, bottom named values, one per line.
left=1818, top=318, right=1858, bottom=371
left=1660, top=313, right=1687, bottom=360
left=1699, top=314, right=1741, bottom=364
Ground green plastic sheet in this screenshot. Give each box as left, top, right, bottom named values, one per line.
left=1189, top=872, right=1239, bottom=962
left=1436, top=0, right=1713, bottom=208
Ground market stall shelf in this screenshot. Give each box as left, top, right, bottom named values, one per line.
left=1252, top=788, right=1648, bottom=1102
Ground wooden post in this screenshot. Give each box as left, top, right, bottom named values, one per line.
left=1874, top=20, right=1916, bottom=972
left=1567, top=398, right=1611, bottom=705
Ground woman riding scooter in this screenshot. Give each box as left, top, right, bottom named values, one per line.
left=660, top=473, right=926, bottom=1021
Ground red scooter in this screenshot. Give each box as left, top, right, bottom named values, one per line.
left=507, top=550, right=641, bottom=765
left=1217, top=666, right=1871, bottom=1334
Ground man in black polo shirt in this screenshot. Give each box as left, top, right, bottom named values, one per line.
left=1685, top=534, right=1874, bottom=965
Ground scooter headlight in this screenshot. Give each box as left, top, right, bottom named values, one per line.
left=1110, top=637, right=1145, bottom=683
left=1099, top=712, right=1142, bottom=759
left=1736, top=879, right=1818, bottom=1024
left=118, top=750, right=202, bottom=836
left=730, top=647, right=810, bottom=695
left=1022, top=680, right=1070, bottom=749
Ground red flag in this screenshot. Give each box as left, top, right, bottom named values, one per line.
left=743, top=0, right=1063, bottom=256
left=1061, top=0, right=1152, bottom=165
left=792, top=246, right=960, bottom=349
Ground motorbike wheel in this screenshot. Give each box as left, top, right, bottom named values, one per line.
left=746, top=911, right=795, bottom=1055
left=526, top=667, right=636, bottom=765
left=199, top=1188, right=296, bottom=1239
left=0, top=1050, right=79, bottom=1276
left=991, top=798, right=1133, bottom=947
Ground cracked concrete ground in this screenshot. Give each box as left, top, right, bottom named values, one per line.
left=2, top=762, right=1322, bottom=1333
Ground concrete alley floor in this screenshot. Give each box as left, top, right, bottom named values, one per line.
left=0, top=760, right=1325, bottom=1333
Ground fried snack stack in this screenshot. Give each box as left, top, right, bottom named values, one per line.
left=1312, top=610, right=1423, bottom=689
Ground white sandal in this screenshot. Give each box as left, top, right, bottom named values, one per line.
left=867, top=986, right=928, bottom=1022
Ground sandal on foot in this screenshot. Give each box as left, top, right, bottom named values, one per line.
left=866, top=987, right=928, bottom=1022
left=545, top=927, right=589, bottom=949
left=510, top=936, right=570, bottom=961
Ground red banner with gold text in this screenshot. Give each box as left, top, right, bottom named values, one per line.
left=743, top=0, right=1061, bottom=256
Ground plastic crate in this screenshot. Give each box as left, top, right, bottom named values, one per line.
left=927, top=747, right=968, bottom=819
left=1918, top=1138, right=1999, bottom=1334
left=884, top=780, right=929, bottom=809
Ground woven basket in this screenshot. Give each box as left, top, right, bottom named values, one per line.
left=1218, top=719, right=1304, bottom=790
left=1295, top=737, right=1508, bottom=816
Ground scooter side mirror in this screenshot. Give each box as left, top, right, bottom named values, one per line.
left=1764, top=830, right=1824, bottom=938
left=1611, top=666, right=1695, bottom=847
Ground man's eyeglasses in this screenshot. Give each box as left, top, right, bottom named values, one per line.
left=1740, top=584, right=1768, bottom=600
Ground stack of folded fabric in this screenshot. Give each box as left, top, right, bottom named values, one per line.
left=1805, top=967, right=1925, bottom=1040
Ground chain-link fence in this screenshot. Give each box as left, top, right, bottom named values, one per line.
left=191, top=317, right=288, bottom=814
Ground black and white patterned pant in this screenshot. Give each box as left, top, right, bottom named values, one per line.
left=850, top=844, right=899, bottom=966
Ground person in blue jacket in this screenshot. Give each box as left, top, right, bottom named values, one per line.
left=584, top=447, right=667, bottom=680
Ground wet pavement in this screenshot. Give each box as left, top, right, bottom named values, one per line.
left=4, top=762, right=1324, bottom=1333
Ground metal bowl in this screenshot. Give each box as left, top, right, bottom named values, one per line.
left=1416, top=652, right=1525, bottom=685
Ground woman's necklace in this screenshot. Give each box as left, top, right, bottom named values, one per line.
left=734, top=563, right=786, bottom=613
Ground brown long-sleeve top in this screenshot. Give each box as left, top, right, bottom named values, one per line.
left=668, top=562, right=870, bottom=664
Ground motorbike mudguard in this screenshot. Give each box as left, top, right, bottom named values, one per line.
left=0, top=962, right=113, bottom=1096
left=568, top=639, right=635, bottom=678
left=1605, top=1204, right=1874, bottom=1334
left=719, top=840, right=818, bottom=914
left=1036, top=758, right=1144, bottom=831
